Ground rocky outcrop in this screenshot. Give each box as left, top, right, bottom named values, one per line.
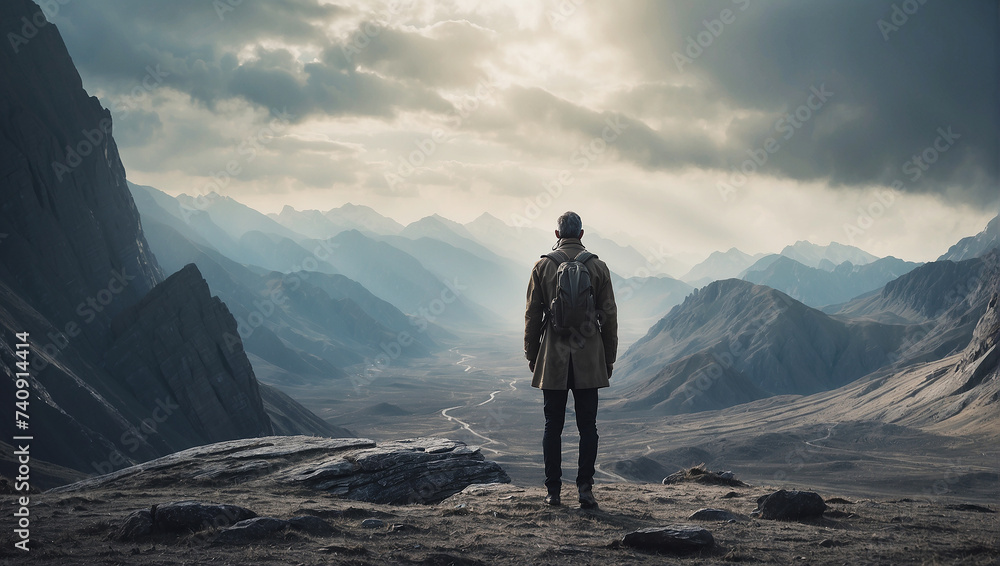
left=52, top=436, right=511, bottom=504
left=953, top=253, right=1000, bottom=393
left=104, top=264, right=273, bottom=443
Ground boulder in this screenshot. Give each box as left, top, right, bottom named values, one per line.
left=621, top=525, right=715, bottom=553
left=154, top=501, right=257, bottom=533
left=662, top=466, right=748, bottom=487
left=114, top=509, right=153, bottom=541
left=688, top=508, right=749, bottom=522
left=752, top=490, right=827, bottom=520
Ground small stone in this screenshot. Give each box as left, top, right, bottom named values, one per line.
left=360, top=518, right=386, bottom=529
left=825, top=497, right=854, bottom=505
left=621, top=525, right=715, bottom=553
left=818, top=539, right=838, bottom=547
left=389, top=523, right=416, bottom=533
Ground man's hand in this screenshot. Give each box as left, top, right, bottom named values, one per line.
left=606, top=364, right=613, bottom=378
left=529, top=360, right=535, bottom=373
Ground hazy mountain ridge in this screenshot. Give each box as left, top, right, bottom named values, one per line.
left=270, top=203, right=405, bottom=240
left=827, top=255, right=991, bottom=325
left=612, top=274, right=694, bottom=338
left=175, top=192, right=303, bottom=243
left=742, top=255, right=921, bottom=308
left=136, top=214, right=435, bottom=380
left=681, top=248, right=764, bottom=287
left=779, top=240, right=879, bottom=269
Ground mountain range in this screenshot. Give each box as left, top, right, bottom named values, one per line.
left=2, top=0, right=998, bottom=495
left=614, top=248, right=999, bottom=417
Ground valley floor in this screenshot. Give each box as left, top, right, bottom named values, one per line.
left=277, top=331, right=999, bottom=505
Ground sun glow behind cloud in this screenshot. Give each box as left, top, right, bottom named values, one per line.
left=50, top=0, right=998, bottom=264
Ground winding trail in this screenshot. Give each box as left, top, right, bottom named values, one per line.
left=595, top=461, right=630, bottom=482
left=450, top=347, right=477, bottom=373
left=477, top=390, right=502, bottom=406
left=440, top=405, right=501, bottom=454
left=803, top=423, right=839, bottom=449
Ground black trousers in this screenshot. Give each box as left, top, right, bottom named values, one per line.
left=542, top=363, right=599, bottom=494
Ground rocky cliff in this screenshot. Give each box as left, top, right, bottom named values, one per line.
left=0, top=0, right=161, bottom=357
left=104, top=264, right=274, bottom=443
left=0, top=0, right=336, bottom=485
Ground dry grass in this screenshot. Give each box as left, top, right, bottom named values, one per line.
left=1, top=480, right=997, bottom=565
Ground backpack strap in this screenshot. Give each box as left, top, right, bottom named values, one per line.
left=541, top=250, right=598, bottom=265
left=541, top=250, right=571, bottom=265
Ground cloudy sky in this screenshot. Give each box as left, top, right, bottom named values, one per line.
left=49, top=0, right=998, bottom=265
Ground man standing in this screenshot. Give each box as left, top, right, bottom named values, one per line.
left=524, top=211, right=618, bottom=509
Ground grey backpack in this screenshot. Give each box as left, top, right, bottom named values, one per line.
left=542, top=250, right=599, bottom=337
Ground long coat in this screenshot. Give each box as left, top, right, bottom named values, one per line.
left=524, top=238, right=618, bottom=390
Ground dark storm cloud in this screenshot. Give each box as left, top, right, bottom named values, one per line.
left=601, top=0, right=999, bottom=204
left=50, top=0, right=455, bottom=120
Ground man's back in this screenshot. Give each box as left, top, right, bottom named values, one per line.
left=524, top=236, right=618, bottom=390
left=523, top=211, right=618, bottom=509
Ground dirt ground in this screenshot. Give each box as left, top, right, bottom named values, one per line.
left=2, top=478, right=997, bottom=565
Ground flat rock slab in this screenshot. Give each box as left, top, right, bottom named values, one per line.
left=621, top=525, right=715, bottom=553
left=688, top=508, right=750, bottom=522
left=52, top=436, right=509, bottom=505
left=753, top=490, right=827, bottom=520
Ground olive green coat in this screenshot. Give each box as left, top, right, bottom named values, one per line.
left=524, top=238, right=618, bottom=390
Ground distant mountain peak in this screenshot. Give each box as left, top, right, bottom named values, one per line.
left=938, top=211, right=1000, bottom=262
left=472, top=211, right=504, bottom=224
left=779, top=240, right=878, bottom=268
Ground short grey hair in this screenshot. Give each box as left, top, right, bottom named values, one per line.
left=557, top=211, right=582, bottom=238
